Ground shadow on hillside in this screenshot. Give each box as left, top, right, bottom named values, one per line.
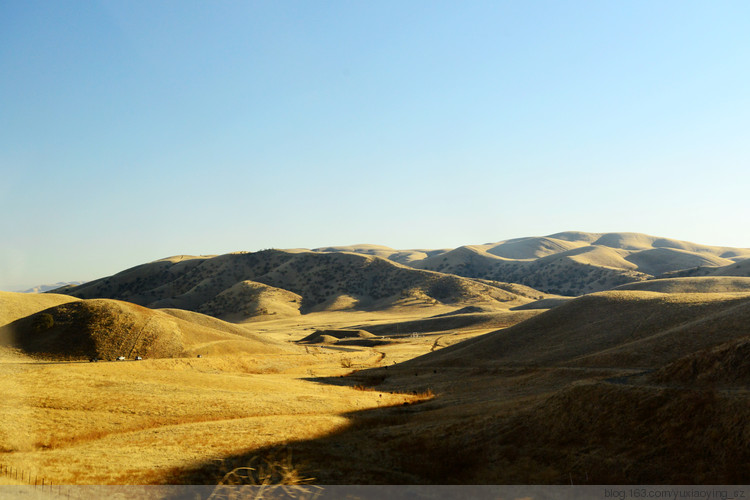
left=166, top=392, right=489, bottom=486
left=164, top=359, right=750, bottom=487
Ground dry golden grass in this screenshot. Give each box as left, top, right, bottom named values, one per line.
left=0, top=346, right=427, bottom=484
left=9, top=280, right=750, bottom=485
left=0, top=295, right=296, bottom=361
left=0, top=292, right=469, bottom=485
left=0, top=291, right=80, bottom=327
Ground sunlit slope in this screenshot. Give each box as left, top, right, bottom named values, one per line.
left=613, top=276, right=750, bottom=293
left=0, top=298, right=295, bottom=360
left=0, top=291, right=80, bottom=327
left=712, top=258, right=750, bottom=276
left=657, top=257, right=750, bottom=279
left=57, top=250, right=539, bottom=321
left=410, top=291, right=750, bottom=368
left=312, top=244, right=443, bottom=265
left=484, top=236, right=587, bottom=259
left=333, top=232, right=750, bottom=296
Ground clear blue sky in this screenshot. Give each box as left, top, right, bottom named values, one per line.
left=2, top=1, right=749, bottom=290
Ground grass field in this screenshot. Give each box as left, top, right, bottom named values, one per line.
left=4, top=287, right=750, bottom=484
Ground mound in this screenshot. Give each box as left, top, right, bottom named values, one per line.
left=196, top=281, right=302, bottom=322
left=510, top=297, right=573, bottom=310
left=593, top=232, right=661, bottom=250
left=298, top=329, right=375, bottom=344
left=713, top=258, right=750, bottom=277
left=429, top=306, right=486, bottom=317
left=625, top=248, right=733, bottom=275
left=0, top=299, right=294, bottom=360
left=0, top=291, right=80, bottom=327
left=485, top=236, right=584, bottom=260
left=296, top=329, right=390, bottom=347
left=539, top=245, right=637, bottom=270
left=413, top=245, right=506, bottom=275
left=313, top=245, right=441, bottom=265
left=613, top=277, right=750, bottom=294
left=409, top=291, right=750, bottom=369
left=157, top=308, right=261, bottom=338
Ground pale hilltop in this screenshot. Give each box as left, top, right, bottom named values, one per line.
left=18, top=282, right=86, bottom=294
left=314, top=232, right=750, bottom=295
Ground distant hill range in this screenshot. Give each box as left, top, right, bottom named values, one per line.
left=52, top=251, right=545, bottom=322
left=20, top=281, right=85, bottom=294
left=314, top=231, right=750, bottom=295
left=50, top=231, right=750, bottom=321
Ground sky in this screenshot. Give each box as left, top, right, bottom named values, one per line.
left=1, top=0, right=749, bottom=291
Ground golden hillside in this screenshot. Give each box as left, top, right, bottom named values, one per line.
left=0, top=295, right=294, bottom=360
left=0, top=291, right=80, bottom=327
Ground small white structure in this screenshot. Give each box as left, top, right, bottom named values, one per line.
left=116, top=356, right=126, bottom=361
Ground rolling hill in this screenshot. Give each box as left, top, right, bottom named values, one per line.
left=308, top=288, right=750, bottom=484
left=612, top=276, right=750, bottom=294
left=407, top=290, right=750, bottom=369
left=0, top=293, right=295, bottom=360
left=317, top=232, right=750, bottom=296
left=54, top=250, right=543, bottom=322
left=0, top=291, right=81, bottom=327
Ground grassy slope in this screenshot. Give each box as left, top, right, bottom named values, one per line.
left=58, top=250, right=539, bottom=322
left=0, top=297, right=296, bottom=360
left=0, top=291, right=80, bottom=327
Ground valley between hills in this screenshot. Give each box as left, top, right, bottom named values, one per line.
left=3, top=231, right=750, bottom=485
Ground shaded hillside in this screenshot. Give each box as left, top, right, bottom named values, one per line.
left=262, top=288, right=750, bottom=485
left=408, top=291, right=750, bottom=369
left=650, top=336, right=750, bottom=385
left=490, top=381, right=750, bottom=483
left=0, top=298, right=295, bottom=360
left=56, top=250, right=538, bottom=321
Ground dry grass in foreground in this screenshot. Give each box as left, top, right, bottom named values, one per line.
left=0, top=346, right=430, bottom=485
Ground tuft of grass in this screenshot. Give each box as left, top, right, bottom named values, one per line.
left=208, top=448, right=321, bottom=500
